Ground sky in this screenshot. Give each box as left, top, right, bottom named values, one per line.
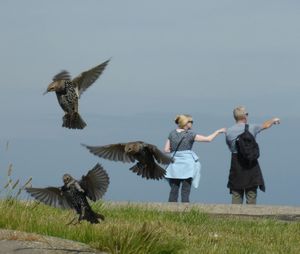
left=0, top=1, right=299, bottom=206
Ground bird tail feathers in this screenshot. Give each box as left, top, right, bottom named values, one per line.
left=129, top=163, right=166, bottom=180
left=62, top=112, right=87, bottom=129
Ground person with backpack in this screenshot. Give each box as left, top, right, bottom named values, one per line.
left=225, top=106, right=280, bottom=204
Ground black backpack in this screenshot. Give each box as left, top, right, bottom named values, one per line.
left=236, top=124, right=260, bottom=162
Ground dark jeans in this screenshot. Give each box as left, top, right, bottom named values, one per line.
left=168, top=178, right=192, bottom=203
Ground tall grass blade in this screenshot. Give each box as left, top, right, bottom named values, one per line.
left=7, top=163, right=13, bottom=177
left=4, top=179, right=12, bottom=189
left=12, top=179, right=20, bottom=190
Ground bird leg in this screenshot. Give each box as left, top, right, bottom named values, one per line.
left=69, top=208, right=85, bottom=226
left=80, top=205, right=86, bottom=219
left=71, top=217, right=81, bottom=226
left=65, top=216, right=77, bottom=226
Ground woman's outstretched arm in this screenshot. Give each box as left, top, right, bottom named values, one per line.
left=194, top=128, right=226, bottom=142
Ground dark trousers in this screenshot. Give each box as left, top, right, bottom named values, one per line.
left=168, top=178, right=192, bottom=203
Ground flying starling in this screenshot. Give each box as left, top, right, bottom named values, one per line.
left=82, top=141, right=174, bottom=180
left=44, top=60, right=110, bottom=129
left=26, top=163, right=109, bottom=224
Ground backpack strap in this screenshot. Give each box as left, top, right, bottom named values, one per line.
left=171, top=132, right=186, bottom=159
left=245, top=124, right=249, bottom=131
left=165, top=132, right=187, bottom=170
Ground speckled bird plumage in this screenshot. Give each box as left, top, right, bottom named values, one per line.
left=26, top=163, right=110, bottom=224
left=44, top=59, right=110, bottom=129
left=83, top=141, right=174, bottom=180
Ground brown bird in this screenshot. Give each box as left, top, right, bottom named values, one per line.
left=82, top=141, right=174, bottom=180
left=44, top=60, right=110, bottom=129
left=26, top=163, right=109, bottom=224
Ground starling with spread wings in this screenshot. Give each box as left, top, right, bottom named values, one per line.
left=26, top=163, right=109, bottom=224
left=43, top=60, right=110, bottom=129
left=83, top=141, right=174, bottom=180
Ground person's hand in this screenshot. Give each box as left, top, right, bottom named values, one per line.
left=217, top=128, right=226, bottom=134
left=273, top=118, right=280, bottom=125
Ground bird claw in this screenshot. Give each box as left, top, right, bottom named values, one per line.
left=66, top=216, right=82, bottom=226
left=70, top=221, right=80, bottom=226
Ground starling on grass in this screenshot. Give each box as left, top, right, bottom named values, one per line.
left=44, top=60, right=110, bottom=129
left=26, top=163, right=109, bottom=224
left=82, top=141, right=174, bottom=180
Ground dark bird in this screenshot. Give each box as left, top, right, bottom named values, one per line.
left=44, top=60, right=110, bottom=129
left=82, top=141, right=174, bottom=180
left=26, top=163, right=109, bottom=224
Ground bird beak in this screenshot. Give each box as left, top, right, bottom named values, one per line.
left=43, top=82, right=56, bottom=95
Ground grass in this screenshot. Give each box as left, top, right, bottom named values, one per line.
left=1, top=144, right=300, bottom=253
left=0, top=200, right=300, bottom=254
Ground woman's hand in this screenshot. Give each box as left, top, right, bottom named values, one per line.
left=195, top=128, right=226, bottom=142
left=217, top=128, right=226, bottom=134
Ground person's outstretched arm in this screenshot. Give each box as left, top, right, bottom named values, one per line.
left=262, top=117, right=280, bottom=130
left=194, top=128, right=226, bottom=142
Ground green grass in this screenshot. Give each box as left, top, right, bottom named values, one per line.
left=0, top=200, right=299, bottom=254
left=0, top=148, right=299, bottom=254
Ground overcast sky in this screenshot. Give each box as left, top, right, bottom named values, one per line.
left=0, top=1, right=299, bottom=206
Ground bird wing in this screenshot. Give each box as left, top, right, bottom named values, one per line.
left=146, top=143, right=174, bottom=165
left=82, top=143, right=136, bottom=163
left=79, top=163, right=110, bottom=202
left=25, top=187, right=72, bottom=209
left=71, top=59, right=110, bottom=97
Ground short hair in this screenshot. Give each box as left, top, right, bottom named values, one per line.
left=233, top=106, right=248, bottom=121
left=175, top=114, right=193, bottom=128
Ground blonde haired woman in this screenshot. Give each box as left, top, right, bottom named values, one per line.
left=164, top=114, right=225, bottom=203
